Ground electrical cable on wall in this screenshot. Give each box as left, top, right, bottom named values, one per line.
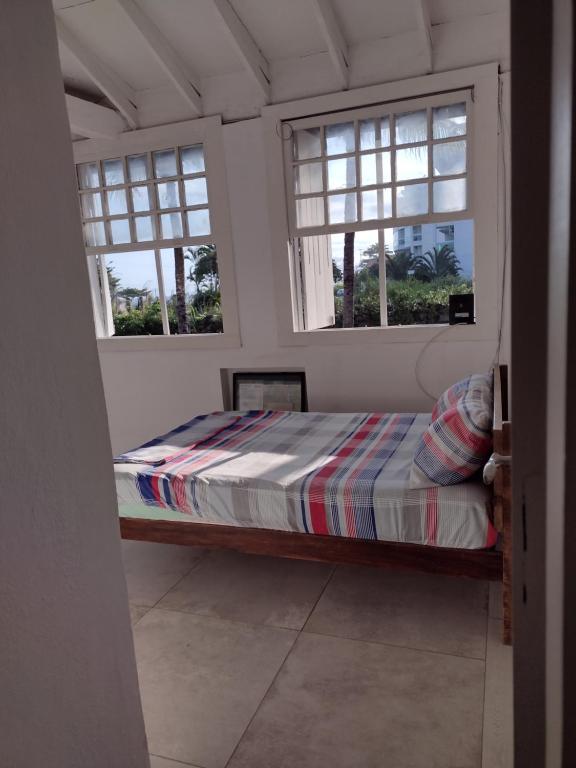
left=416, top=72, right=510, bottom=402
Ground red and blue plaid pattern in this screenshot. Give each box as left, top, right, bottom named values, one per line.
left=115, top=410, right=497, bottom=549
left=411, top=396, right=493, bottom=488
left=431, top=372, right=493, bottom=422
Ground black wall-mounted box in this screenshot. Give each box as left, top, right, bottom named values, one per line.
left=449, top=293, right=475, bottom=325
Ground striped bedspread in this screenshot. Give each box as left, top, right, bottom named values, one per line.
left=115, top=410, right=497, bottom=550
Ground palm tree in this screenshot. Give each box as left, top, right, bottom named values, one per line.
left=188, top=244, right=219, bottom=293
left=386, top=249, right=416, bottom=281
left=342, top=232, right=355, bottom=327
left=174, top=247, right=189, bottom=334
left=414, top=244, right=461, bottom=282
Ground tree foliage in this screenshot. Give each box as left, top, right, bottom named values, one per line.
left=413, top=244, right=461, bottom=282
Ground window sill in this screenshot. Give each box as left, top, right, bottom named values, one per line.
left=96, top=331, right=241, bottom=352
left=279, top=322, right=490, bottom=347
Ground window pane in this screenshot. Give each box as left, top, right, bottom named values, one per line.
left=325, top=122, right=355, bottom=155
left=327, top=157, right=356, bottom=190
left=110, top=218, right=131, bottom=244
left=360, top=151, right=391, bottom=186
left=359, top=118, right=390, bottom=150
left=433, top=179, right=467, bottom=212
left=384, top=219, right=474, bottom=326
left=181, top=145, right=205, bottom=174
left=294, top=163, right=323, bottom=195
left=396, top=146, right=428, bottom=181
left=131, top=185, right=152, bottom=213
left=433, top=140, right=466, bottom=176
left=135, top=216, right=155, bottom=242
left=330, top=230, right=382, bottom=328
left=436, top=223, right=455, bottom=244
left=81, top=192, right=102, bottom=218
left=102, top=158, right=124, bottom=186
left=160, top=212, right=183, bottom=239
left=84, top=221, right=106, bottom=246
left=395, top=110, right=427, bottom=144
left=160, top=245, right=222, bottom=335
left=157, top=181, right=180, bottom=209
left=396, top=183, right=428, bottom=217
left=105, top=250, right=162, bottom=336
left=153, top=149, right=177, bottom=178
left=187, top=209, right=211, bottom=237
left=106, top=188, right=128, bottom=216
left=294, top=128, right=321, bottom=160
left=78, top=163, right=99, bottom=189
left=328, top=193, right=357, bottom=224
left=127, top=154, right=148, bottom=182
left=433, top=103, right=467, bottom=139
left=361, top=189, right=392, bottom=220
left=184, top=177, right=208, bottom=205
left=296, top=197, right=325, bottom=228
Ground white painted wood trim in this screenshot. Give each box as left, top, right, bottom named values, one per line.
left=310, top=0, right=349, bottom=89
left=66, top=94, right=125, bottom=138
left=74, top=115, right=242, bottom=347
left=210, top=0, right=270, bottom=101
left=415, top=0, right=433, bottom=74
left=56, top=17, right=139, bottom=129
left=114, top=0, right=202, bottom=115
left=263, top=65, right=500, bottom=347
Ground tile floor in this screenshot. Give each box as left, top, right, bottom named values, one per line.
left=123, top=541, right=513, bottom=768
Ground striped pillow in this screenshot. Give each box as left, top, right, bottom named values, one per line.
left=411, top=397, right=493, bottom=488
left=431, top=373, right=493, bottom=422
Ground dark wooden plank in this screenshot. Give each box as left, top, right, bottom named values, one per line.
left=120, top=517, right=503, bottom=581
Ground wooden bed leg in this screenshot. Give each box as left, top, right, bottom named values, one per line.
left=501, top=464, right=512, bottom=645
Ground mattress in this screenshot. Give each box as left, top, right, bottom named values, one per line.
left=115, top=410, right=497, bottom=550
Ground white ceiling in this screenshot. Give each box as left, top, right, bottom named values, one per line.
left=54, top=0, right=509, bottom=130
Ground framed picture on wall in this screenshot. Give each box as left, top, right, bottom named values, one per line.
left=233, top=372, right=308, bottom=412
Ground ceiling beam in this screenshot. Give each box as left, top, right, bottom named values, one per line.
left=415, top=0, right=433, bottom=73
left=65, top=94, right=125, bottom=139
left=310, top=0, right=349, bottom=90
left=114, top=0, right=202, bottom=115
left=210, top=0, right=270, bottom=101
left=56, top=18, right=139, bottom=130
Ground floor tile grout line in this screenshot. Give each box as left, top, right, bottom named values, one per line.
left=222, top=629, right=300, bottom=768
left=147, top=549, right=210, bottom=613
left=221, top=566, right=338, bottom=768
left=300, top=627, right=489, bottom=663
left=149, top=751, right=205, bottom=768
left=300, top=563, right=338, bottom=635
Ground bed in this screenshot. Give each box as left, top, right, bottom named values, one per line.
left=118, top=365, right=512, bottom=643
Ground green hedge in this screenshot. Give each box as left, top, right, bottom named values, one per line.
left=113, top=300, right=223, bottom=336
left=334, top=278, right=472, bottom=327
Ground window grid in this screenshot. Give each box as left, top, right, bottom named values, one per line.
left=285, top=93, right=470, bottom=236
left=77, top=144, right=211, bottom=251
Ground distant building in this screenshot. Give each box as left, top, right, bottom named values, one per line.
left=391, top=220, right=474, bottom=278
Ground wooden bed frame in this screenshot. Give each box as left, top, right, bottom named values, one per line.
left=120, top=364, right=512, bottom=644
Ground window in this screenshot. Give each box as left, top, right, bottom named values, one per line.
left=295, top=221, right=473, bottom=329
left=436, top=223, right=455, bottom=249
left=76, top=117, right=239, bottom=342
left=282, top=91, right=472, bottom=330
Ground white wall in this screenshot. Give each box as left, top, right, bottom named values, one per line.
left=0, top=2, right=149, bottom=766
left=100, top=112, right=507, bottom=454
left=95, top=8, right=511, bottom=454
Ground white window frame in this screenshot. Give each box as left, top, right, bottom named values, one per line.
left=284, top=90, right=471, bottom=238
left=74, top=116, right=241, bottom=351
left=262, top=64, right=500, bottom=346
